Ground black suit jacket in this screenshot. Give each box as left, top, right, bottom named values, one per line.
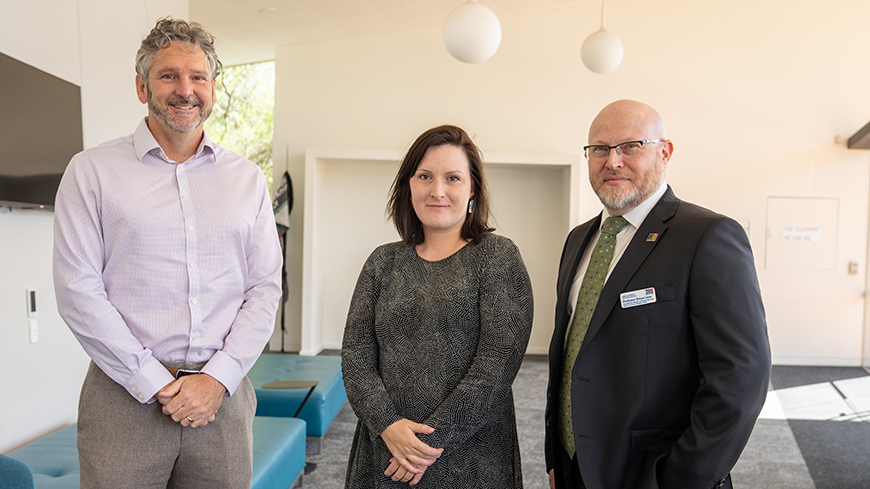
left=545, top=187, right=771, bottom=489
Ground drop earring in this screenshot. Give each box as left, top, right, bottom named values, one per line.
left=467, top=198, right=474, bottom=214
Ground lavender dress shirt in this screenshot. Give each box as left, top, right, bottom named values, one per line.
left=53, top=119, right=282, bottom=404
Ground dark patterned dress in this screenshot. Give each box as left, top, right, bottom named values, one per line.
left=341, top=233, right=534, bottom=488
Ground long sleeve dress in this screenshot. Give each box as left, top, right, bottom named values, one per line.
left=341, top=233, right=534, bottom=488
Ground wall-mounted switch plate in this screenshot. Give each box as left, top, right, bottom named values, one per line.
left=29, top=319, right=38, bottom=343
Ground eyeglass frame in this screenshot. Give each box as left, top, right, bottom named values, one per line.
left=582, top=138, right=668, bottom=160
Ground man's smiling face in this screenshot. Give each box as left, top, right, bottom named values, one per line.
left=136, top=41, right=215, bottom=135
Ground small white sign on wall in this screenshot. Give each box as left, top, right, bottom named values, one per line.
left=765, top=197, right=838, bottom=270
left=781, top=225, right=823, bottom=243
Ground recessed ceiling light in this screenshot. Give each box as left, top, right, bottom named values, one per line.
left=259, top=7, right=277, bottom=14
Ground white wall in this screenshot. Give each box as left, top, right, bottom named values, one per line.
left=274, top=0, right=870, bottom=365
left=0, top=0, right=187, bottom=454
left=299, top=150, right=574, bottom=354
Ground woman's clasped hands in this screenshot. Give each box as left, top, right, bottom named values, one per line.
left=380, top=418, right=443, bottom=486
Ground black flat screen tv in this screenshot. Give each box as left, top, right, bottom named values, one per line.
left=0, top=51, right=83, bottom=210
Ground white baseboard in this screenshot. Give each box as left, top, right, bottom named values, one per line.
left=771, top=356, right=863, bottom=367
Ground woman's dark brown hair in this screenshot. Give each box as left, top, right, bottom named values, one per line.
left=387, top=125, right=494, bottom=246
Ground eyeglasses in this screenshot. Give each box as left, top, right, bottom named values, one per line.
left=583, top=139, right=667, bottom=160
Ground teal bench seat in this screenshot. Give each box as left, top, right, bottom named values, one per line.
left=4, top=417, right=306, bottom=489
left=248, top=354, right=346, bottom=438
left=6, top=424, right=77, bottom=488
left=251, top=416, right=307, bottom=489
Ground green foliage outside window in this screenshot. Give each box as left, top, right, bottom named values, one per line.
left=205, top=61, right=275, bottom=192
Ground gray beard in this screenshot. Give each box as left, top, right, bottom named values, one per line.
left=593, top=171, right=663, bottom=214
left=147, top=88, right=211, bottom=133
left=597, top=188, right=645, bottom=214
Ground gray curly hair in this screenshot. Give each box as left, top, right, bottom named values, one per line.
left=135, top=17, right=221, bottom=83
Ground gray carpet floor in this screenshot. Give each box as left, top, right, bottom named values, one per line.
left=300, top=358, right=869, bottom=488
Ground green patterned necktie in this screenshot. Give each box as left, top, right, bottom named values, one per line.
left=559, top=215, right=629, bottom=458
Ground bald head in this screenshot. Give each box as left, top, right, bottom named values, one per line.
left=588, top=100, right=666, bottom=145
left=585, top=100, right=673, bottom=215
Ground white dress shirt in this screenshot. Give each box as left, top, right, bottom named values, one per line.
left=565, top=182, right=669, bottom=339
left=53, top=118, right=283, bottom=403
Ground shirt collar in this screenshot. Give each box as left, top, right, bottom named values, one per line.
left=133, top=117, right=216, bottom=164
left=602, top=181, right=668, bottom=231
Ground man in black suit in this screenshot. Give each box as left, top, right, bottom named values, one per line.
left=545, top=100, right=771, bottom=489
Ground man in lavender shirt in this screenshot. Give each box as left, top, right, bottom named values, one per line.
left=53, top=18, right=282, bottom=488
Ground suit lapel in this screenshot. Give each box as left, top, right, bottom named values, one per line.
left=558, top=217, right=601, bottom=316
left=551, top=216, right=600, bottom=362
left=579, top=188, right=680, bottom=353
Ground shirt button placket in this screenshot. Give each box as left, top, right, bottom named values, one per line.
left=177, top=165, right=202, bottom=357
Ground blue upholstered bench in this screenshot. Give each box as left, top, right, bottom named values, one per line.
left=6, top=423, right=78, bottom=488
left=251, top=416, right=307, bottom=489
left=4, top=417, right=306, bottom=489
left=248, top=354, right=346, bottom=440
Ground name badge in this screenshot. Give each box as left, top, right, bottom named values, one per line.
left=620, top=288, right=657, bottom=308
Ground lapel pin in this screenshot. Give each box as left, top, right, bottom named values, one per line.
left=646, top=233, right=659, bottom=242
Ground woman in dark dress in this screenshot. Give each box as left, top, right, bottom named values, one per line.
left=341, top=125, right=534, bottom=488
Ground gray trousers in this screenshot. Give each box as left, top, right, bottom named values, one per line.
left=77, top=361, right=256, bottom=489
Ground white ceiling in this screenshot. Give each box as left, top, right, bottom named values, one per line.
left=189, top=0, right=604, bottom=67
